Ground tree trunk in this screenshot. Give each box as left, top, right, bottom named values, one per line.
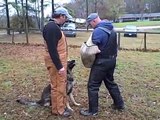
left=94, top=0, right=97, bottom=13
left=15, top=0, right=20, bottom=16
left=86, top=0, right=88, bottom=30
left=21, top=0, right=25, bottom=34
left=52, top=0, right=54, bottom=13
left=5, top=0, right=10, bottom=35
left=35, top=1, right=40, bottom=29
left=41, top=0, right=44, bottom=31
left=25, top=0, right=29, bottom=44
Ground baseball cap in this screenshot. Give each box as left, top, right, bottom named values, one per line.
left=87, top=13, right=98, bottom=23
left=54, top=7, right=72, bottom=19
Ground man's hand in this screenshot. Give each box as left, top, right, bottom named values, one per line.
left=58, top=67, right=65, bottom=76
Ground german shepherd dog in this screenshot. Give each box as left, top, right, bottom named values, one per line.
left=16, top=60, right=80, bottom=111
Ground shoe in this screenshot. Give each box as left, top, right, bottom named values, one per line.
left=110, top=104, right=125, bottom=112
left=80, top=109, right=98, bottom=116
left=60, top=108, right=72, bottom=117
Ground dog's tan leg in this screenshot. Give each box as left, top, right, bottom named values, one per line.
left=66, top=100, right=74, bottom=111
left=69, top=93, right=81, bottom=106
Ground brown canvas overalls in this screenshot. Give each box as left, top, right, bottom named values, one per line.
left=44, top=32, right=68, bottom=115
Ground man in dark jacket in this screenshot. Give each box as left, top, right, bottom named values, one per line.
left=43, top=7, right=72, bottom=117
left=80, top=13, right=125, bottom=116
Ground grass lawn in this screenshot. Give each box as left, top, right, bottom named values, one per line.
left=113, top=20, right=160, bottom=28
left=0, top=32, right=160, bottom=120
left=0, top=31, right=160, bottom=51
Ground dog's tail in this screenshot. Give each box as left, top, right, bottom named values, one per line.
left=16, top=98, right=40, bottom=106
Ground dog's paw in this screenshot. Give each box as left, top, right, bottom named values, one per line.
left=43, top=102, right=50, bottom=107
left=67, top=106, right=74, bottom=112
left=74, top=102, right=81, bottom=106
left=66, top=103, right=74, bottom=112
left=68, top=108, right=74, bottom=112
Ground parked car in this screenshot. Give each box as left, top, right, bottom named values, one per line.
left=123, top=25, right=138, bottom=37
left=61, top=22, right=77, bottom=37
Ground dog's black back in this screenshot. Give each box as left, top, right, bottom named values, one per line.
left=36, top=84, right=51, bottom=106
left=17, top=60, right=76, bottom=106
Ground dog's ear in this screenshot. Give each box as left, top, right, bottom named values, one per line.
left=67, top=60, right=75, bottom=70
left=71, top=60, right=75, bottom=63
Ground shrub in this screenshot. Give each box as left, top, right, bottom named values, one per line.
left=10, top=15, right=35, bottom=32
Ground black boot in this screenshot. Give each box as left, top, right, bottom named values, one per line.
left=80, top=108, right=98, bottom=116
left=110, top=104, right=125, bottom=112
left=60, top=108, right=72, bottom=117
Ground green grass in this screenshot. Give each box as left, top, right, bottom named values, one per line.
left=113, top=20, right=160, bottom=27
left=0, top=33, right=160, bottom=120
left=0, top=116, right=6, bottom=120
left=0, top=59, right=12, bottom=73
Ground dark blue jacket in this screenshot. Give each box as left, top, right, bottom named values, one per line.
left=92, top=20, right=113, bottom=51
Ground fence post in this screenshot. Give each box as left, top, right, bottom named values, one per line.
left=12, top=29, right=15, bottom=44
left=144, top=32, right=147, bottom=51
left=117, top=32, right=121, bottom=50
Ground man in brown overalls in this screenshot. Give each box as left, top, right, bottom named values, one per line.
left=42, top=7, right=72, bottom=117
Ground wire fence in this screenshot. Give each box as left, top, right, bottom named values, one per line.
left=117, top=31, right=160, bottom=51
left=0, top=28, right=160, bottom=52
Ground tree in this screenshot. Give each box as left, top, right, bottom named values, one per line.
left=5, top=0, right=11, bottom=34
left=103, top=0, right=125, bottom=21
left=29, top=0, right=41, bottom=29
left=124, top=0, right=160, bottom=14
left=25, top=0, right=29, bottom=44
left=52, top=0, right=54, bottom=13
left=40, top=0, right=44, bottom=30
left=0, top=0, right=11, bottom=33
left=66, top=0, right=125, bottom=21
